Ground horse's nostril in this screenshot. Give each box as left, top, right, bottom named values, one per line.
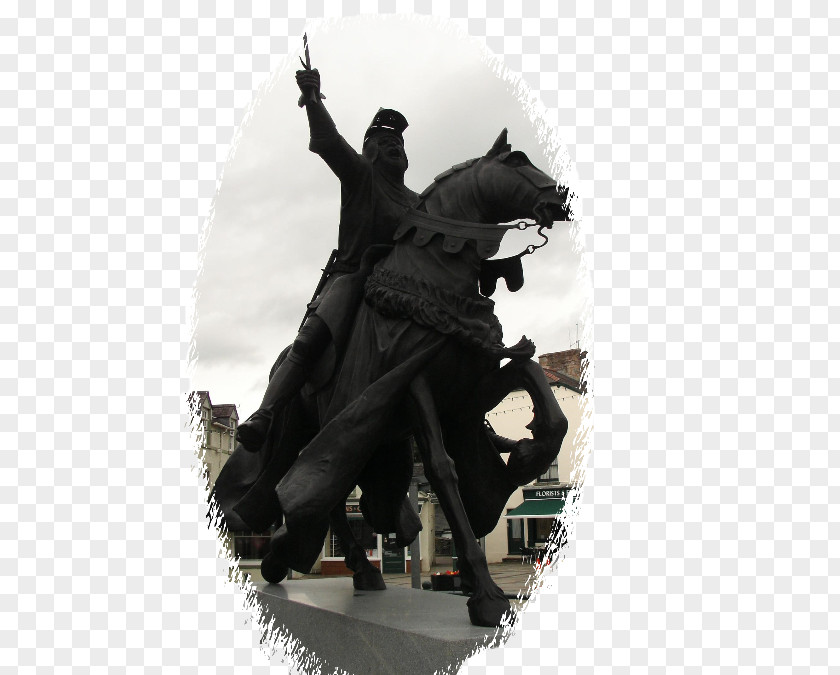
left=542, top=195, right=572, bottom=220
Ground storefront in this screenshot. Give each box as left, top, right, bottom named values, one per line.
left=320, top=499, right=430, bottom=575
left=504, top=485, right=570, bottom=555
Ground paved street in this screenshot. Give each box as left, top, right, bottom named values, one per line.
left=284, top=561, right=543, bottom=602
left=383, top=562, right=540, bottom=597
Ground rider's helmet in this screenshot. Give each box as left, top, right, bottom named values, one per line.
left=363, top=108, right=408, bottom=145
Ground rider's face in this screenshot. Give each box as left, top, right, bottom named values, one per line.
left=371, top=133, right=408, bottom=174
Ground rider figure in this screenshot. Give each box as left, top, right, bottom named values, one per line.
left=236, top=67, right=419, bottom=452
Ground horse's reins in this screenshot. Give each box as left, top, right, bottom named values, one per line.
left=414, top=157, right=552, bottom=262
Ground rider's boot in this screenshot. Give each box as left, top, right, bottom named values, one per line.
left=237, top=315, right=331, bottom=452
left=236, top=357, right=308, bottom=452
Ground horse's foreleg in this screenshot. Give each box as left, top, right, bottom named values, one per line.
left=409, top=374, right=511, bottom=627
left=475, top=360, right=569, bottom=484
left=463, top=359, right=524, bottom=417
left=504, top=360, right=569, bottom=485
left=328, top=501, right=386, bottom=591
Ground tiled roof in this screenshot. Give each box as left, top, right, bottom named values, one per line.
left=543, top=368, right=583, bottom=394
left=212, top=403, right=238, bottom=419
left=193, top=391, right=210, bottom=405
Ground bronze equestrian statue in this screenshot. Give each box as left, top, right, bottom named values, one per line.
left=214, top=58, right=572, bottom=627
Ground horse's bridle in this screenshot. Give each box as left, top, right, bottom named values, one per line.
left=414, top=157, right=552, bottom=261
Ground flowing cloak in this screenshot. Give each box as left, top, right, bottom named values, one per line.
left=212, top=119, right=417, bottom=533
left=214, top=212, right=529, bottom=571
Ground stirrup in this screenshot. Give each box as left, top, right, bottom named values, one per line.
left=236, top=409, right=273, bottom=452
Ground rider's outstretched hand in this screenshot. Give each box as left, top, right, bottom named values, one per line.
left=296, top=69, right=326, bottom=106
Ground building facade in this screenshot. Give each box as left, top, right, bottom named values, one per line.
left=194, top=391, right=274, bottom=565
left=195, top=390, right=240, bottom=487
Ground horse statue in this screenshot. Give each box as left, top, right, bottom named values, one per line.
left=213, top=129, right=572, bottom=627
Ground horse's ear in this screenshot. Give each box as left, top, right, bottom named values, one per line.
left=487, top=128, right=509, bottom=157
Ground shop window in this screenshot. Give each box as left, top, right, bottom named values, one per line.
left=533, top=518, right=554, bottom=545
left=232, top=530, right=272, bottom=560
left=538, top=460, right=559, bottom=483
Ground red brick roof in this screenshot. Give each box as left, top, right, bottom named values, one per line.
left=543, top=367, right=583, bottom=394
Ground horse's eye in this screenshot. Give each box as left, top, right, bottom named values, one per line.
left=503, top=151, right=529, bottom=168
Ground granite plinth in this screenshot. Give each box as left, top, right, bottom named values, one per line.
left=254, top=578, right=508, bottom=675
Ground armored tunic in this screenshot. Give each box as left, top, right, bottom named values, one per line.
left=302, top=107, right=420, bottom=397
left=308, top=120, right=419, bottom=275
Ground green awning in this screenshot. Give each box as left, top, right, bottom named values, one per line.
left=504, top=499, right=565, bottom=519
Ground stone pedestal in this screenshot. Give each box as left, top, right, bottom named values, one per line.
left=254, top=578, right=508, bottom=674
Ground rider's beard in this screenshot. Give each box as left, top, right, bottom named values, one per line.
left=374, top=153, right=408, bottom=182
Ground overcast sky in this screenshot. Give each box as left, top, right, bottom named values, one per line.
left=191, top=16, right=586, bottom=418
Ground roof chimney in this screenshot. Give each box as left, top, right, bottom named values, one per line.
left=538, top=348, right=585, bottom=387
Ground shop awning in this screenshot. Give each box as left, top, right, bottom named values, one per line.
left=504, top=499, right=565, bottom=519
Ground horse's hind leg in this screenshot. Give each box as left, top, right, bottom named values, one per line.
left=260, top=539, right=289, bottom=584
left=329, top=502, right=386, bottom=591
left=409, top=374, right=511, bottom=627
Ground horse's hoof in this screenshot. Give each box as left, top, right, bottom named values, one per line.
left=507, top=437, right=562, bottom=485
left=466, top=587, right=511, bottom=627
left=260, top=551, right=288, bottom=584
left=353, top=566, right=387, bottom=591
left=458, top=568, right=475, bottom=595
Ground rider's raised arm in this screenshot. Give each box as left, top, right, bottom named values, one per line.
left=296, top=69, right=365, bottom=185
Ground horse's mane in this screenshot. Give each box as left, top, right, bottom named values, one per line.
left=417, top=157, right=480, bottom=203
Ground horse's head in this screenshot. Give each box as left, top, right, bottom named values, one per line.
left=473, top=128, right=571, bottom=226
left=419, top=129, right=571, bottom=226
